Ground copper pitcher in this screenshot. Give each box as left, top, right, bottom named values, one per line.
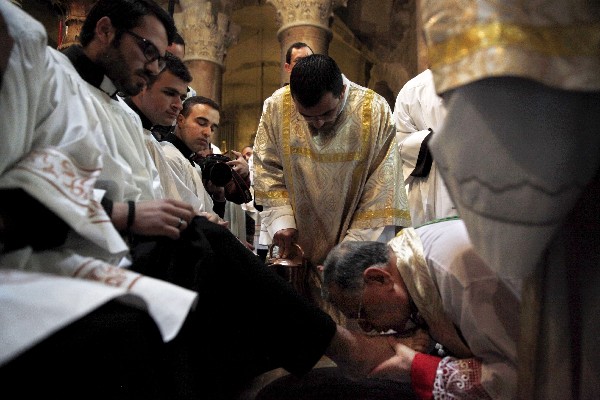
left=266, top=244, right=311, bottom=297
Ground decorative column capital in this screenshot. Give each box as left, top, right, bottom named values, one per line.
left=267, top=0, right=347, bottom=36
left=175, top=0, right=239, bottom=67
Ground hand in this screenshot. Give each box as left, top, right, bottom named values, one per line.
left=367, top=335, right=418, bottom=383
left=272, top=228, right=298, bottom=259
left=127, top=199, right=194, bottom=240
left=204, top=180, right=226, bottom=201
left=197, top=211, right=228, bottom=228
left=226, top=150, right=249, bottom=179
left=398, top=328, right=432, bottom=353
left=240, top=239, right=255, bottom=251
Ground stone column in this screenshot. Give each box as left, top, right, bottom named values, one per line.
left=58, top=0, right=95, bottom=50
left=415, top=0, right=428, bottom=72
left=267, top=0, right=347, bottom=86
left=175, top=0, right=239, bottom=106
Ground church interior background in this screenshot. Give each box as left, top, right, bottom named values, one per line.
left=20, top=0, right=425, bottom=154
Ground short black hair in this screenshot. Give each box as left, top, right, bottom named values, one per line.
left=172, top=31, right=185, bottom=46
left=289, top=54, right=343, bottom=108
left=285, top=42, right=314, bottom=64
left=148, top=52, right=192, bottom=87
left=79, top=0, right=176, bottom=47
left=181, top=96, right=220, bottom=118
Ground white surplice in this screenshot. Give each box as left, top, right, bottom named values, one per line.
left=0, top=1, right=196, bottom=366
left=391, top=220, right=521, bottom=399
left=393, top=69, right=456, bottom=226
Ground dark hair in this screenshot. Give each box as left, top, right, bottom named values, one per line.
left=79, top=0, right=176, bottom=47
left=148, top=52, right=192, bottom=87
left=290, top=54, right=343, bottom=108
left=321, top=241, right=389, bottom=300
left=172, top=31, right=185, bottom=46
left=285, top=42, right=313, bottom=64
left=181, top=95, right=220, bottom=117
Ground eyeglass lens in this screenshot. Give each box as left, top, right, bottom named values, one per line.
left=126, top=31, right=166, bottom=70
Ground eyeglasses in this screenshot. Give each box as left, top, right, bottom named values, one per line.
left=356, top=297, right=365, bottom=321
left=124, top=30, right=166, bottom=71
left=355, top=294, right=373, bottom=332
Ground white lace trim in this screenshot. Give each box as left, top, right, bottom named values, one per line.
left=432, top=357, right=491, bottom=399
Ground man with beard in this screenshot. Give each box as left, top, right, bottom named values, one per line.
left=62, top=0, right=196, bottom=240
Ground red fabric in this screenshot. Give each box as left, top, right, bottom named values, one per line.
left=411, top=353, right=441, bottom=400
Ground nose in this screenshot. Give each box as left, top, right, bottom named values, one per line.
left=173, top=98, right=183, bottom=111
left=145, top=59, right=162, bottom=75
left=310, top=119, right=325, bottom=129
left=200, top=126, right=212, bottom=137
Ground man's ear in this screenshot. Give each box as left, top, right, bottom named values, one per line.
left=176, top=113, right=185, bottom=127
left=95, top=16, right=115, bottom=45
left=363, top=267, right=391, bottom=286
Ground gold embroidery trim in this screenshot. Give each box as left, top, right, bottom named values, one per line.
left=354, top=208, right=411, bottom=222
left=429, top=21, right=600, bottom=68
left=282, top=87, right=295, bottom=209
left=289, top=147, right=360, bottom=162
left=254, top=189, right=289, bottom=200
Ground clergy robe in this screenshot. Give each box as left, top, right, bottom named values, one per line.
left=393, top=69, right=456, bottom=227
left=0, top=0, right=195, bottom=366
left=254, top=77, right=411, bottom=267
left=390, top=220, right=521, bottom=399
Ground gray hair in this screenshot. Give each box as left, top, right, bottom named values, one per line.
left=321, top=241, right=390, bottom=300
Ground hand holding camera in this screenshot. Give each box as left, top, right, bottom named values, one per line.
left=194, top=152, right=253, bottom=205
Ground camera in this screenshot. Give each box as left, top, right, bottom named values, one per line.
left=196, top=154, right=233, bottom=186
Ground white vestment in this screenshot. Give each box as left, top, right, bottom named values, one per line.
left=391, top=220, right=521, bottom=399
left=160, top=140, right=215, bottom=215
left=393, top=69, right=456, bottom=226
left=0, top=1, right=196, bottom=366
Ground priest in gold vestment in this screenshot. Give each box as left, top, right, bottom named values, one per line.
left=253, top=54, right=410, bottom=280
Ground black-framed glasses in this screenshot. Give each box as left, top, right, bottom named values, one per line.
left=124, top=30, right=166, bottom=71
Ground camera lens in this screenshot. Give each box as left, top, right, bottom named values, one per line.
left=209, top=162, right=232, bottom=186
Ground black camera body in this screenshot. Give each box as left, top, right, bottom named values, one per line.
left=197, top=154, right=233, bottom=186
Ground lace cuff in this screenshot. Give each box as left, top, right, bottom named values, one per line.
left=433, top=357, right=492, bottom=399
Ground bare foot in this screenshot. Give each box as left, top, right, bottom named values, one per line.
left=324, top=325, right=396, bottom=378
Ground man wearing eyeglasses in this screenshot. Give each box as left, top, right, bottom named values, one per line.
left=253, top=54, right=411, bottom=308
left=319, top=218, right=521, bottom=400
left=61, top=0, right=196, bottom=241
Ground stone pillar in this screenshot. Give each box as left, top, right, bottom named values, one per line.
left=58, top=0, right=95, bottom=50
left=267, top=0, right=347, bottom=86
left=415, top=0, right=428, bottom=72
left=175, top=0, right=239, bottom=107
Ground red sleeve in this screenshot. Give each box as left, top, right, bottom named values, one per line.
left=411, top=353, right=442, bottom=400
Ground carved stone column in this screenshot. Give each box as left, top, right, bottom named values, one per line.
left=55, top=0, right=93, bottom=49
left=415, top=0, right=428, bottom=72
left=175, top=0, right=239, bottom=106
left=267, top=0, right=347, bottom=85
